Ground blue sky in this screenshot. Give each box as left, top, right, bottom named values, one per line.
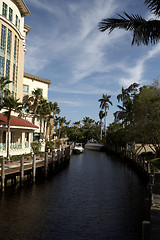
left=24, top=0, right=160, bottom=125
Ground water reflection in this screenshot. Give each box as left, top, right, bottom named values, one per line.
left=0, top=150, right=145, bottom=240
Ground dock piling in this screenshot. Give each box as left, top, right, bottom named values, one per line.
left=32, top=154, right=36, bottom=182
left=1, top=157, right=5, bottom=192
left=142, top=221, right=151, bottom=240
left=20, top=155, right=24, bottom=183
left=44, top=152, right=48, bottom=177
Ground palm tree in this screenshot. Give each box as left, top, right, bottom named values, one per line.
left=48, top=101, right=60, bottom=140
left=99, top=94, right=112, bottom=137
left=99, top=110, right=105, bottom=140
left=28, top=89, right=43, bottom=124
left=0, top=96, right=23, bottom=160
left=0, top=77, right=11, bottom=102
left=58, top=117, right=66, bottom=138
left=115, top=83, right=139, bottom=125
left=99, top=0, right=160, bottom=46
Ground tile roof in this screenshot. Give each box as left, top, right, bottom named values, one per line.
left=0, top=113, right=38, bottom=129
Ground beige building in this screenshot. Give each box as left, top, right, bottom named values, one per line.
left=0, top=1, right=52, bottom=157
left=0, top=0, right=31, bottom=100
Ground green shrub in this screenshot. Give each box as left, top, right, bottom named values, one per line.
left=151, top=158, right=160, bottom=170
left=31, top=141, right=41, bottom=154
left=45, top=141, right=55, bottom=152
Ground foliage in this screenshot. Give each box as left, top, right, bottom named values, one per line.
left=99, top=94, right=112, bottom=138
left=31, top=141, right=41, bottom=154
left=106, top=80, right=160, bottom=156
left=99, top=0, right=160, bottom=46
left=151, top=158, right=160, bottom=170
left=62, top=117, right=101, bottom=144
left=45, top=141, right=55, bottom=152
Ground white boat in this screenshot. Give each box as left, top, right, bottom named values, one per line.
left=85, top=139, right=104, bottom=151
left=73, top=143, right=84, bottom=154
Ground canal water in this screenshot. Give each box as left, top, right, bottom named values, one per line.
left=0, top=150, right=146, bottom=240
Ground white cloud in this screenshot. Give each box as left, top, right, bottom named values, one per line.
left=118, top=43, right=160, bottom=87
left=24, top=0, right=126, bottom=81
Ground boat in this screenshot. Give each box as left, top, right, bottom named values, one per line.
left=84, top=139, right=104, bottom=151
left=73, top=143, right=84, bottom=154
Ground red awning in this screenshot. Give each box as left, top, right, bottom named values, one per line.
left=0, top=113, right=38, bottom=129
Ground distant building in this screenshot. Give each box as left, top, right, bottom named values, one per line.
left=0, top=1, right=52, bottom=157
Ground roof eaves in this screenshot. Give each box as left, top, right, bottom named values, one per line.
left=24, top=72, right=51, bottom=85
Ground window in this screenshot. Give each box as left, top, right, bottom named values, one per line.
left=2, top=2, right=7, bottom=17
left=0, top=57, right=4, bottom=77
left=7, top=29, right=12, bottom=54
left=18, top=19, right=20, bottom=29
left=25, top=132, right=29, bottom=142
left=1, top=25, right=6, bottom=51
left=12, top=63, right=15, bottom=93
left=23, top=84, right=29, bottom=93
left=9, top=8, right=13, bottom=21
left=33, top=133, right=40, bottom=142
left=6, top=59, right=10, bottom=78
left=14, top=35, right=17, bottom=59
left=15, top=15, right=18, bottom=27
left=16, top=39, right=19, bottom=63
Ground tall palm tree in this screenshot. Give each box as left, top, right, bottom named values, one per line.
left=0, top=96, right=23, bottom=160
left=115, top=83, right=139, bottom=125
left=99, top=0, right=160, bottom=46
left=99, top=110, right=105, bottom=140
left=58, top=117, right=66, bottom=139
left=48, top=101, right=60, bottom=140
left=0, top=77, right=11, bottom=102
left=28, top=89, right=43, bottom=124
left=99, top=94, right=112, bottom=137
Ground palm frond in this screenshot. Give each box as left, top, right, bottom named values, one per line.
left=145, top=0, right=160, bottom=16
left=99, top=11, right=160, bottom=45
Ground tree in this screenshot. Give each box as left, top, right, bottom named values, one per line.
left=99, top=110, right=105, bottom=140
left=0, top=77, right=11, bottom=102
left=132, top=82, right=160, bottom=154
left=0, top=96, right=23, bottom=160
left=98, top=94, right=112, bottom=137
left=115, top=83, right=139, bottom=126
left=58, top=117, right=67, bottom=138
left=99, top=0, right=160, bottom=46
left=27, top=89, right=43, bottom=124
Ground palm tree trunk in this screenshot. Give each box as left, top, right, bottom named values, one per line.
left=7, top=112, right=11, bottom=161
left=40, top=117, right=42, bottom=140
left=100, top=120, right=102, bottom=140
left=104, top=106, right=106, bottom=138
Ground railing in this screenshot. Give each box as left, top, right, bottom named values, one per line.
left=10, top=143, right=22, bottom=150
left=0, top=143, right=6, bottom=151
left=25, top=141, right=29, bottom=148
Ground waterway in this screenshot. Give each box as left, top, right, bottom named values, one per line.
left=0, top=150, right=146, bottom=240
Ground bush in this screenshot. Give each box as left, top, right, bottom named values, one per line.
left=31, top=141, right=41, bottom=154
left=151, top=158, right=160, bottom=170
left=45, top=141, right=55, bottom=152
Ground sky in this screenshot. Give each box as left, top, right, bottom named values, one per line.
left=24, top=0, right=160, bottom=126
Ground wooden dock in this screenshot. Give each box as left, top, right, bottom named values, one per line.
left=0, top=143, right=74, bottom=191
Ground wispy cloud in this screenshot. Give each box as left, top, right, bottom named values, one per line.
left=119, top=43, right=160, bottom=87
left=25, top=0, right=126, bottom=80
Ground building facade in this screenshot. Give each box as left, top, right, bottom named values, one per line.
left=0, top=1, right=52, bottom=157
left=0, top=0, right=30, bottom=100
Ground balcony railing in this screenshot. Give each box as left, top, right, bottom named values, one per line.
left=10, top=143, right=22, bottom=150
left=25, top=141, right=29, bottom=148
left=0, top=143, right=6, bottom=151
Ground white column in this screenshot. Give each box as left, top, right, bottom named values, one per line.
left=22, top=132, right=25, bottom=149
